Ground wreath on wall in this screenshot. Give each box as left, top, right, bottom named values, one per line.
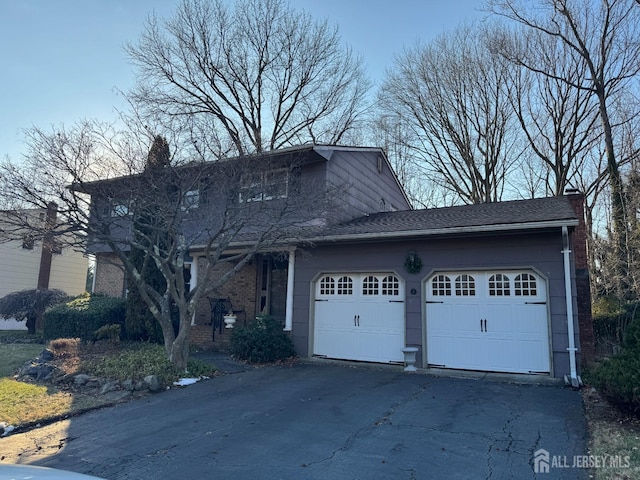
left=404, top=251, right=423, bottom=274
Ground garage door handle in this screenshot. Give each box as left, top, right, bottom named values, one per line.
left=480, top=319, right=487, bottom=332
left=484, top=319, right=487, bottom=332
left=357, top=315, right=360, bottom=326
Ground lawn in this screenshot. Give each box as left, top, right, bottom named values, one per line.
left=0, top=334, right=111, bottom=427
left=0, top=343, right=45, bottom=377
left=583, top=387, right=640, bottom=479
left=0, top=334, right=214, bottom=429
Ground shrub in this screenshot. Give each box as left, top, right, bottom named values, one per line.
left=592, top=300, right=640, bottom=356
left=229, top=315, right=295, bottom=363
left=43, top=294, right=126, bottom=342
left=589, top=310, right=640, bottom=414
left=588, top=350, right=640, bottom=414
left=0, top=289, right=68, bottom=334
left=623, top=309, right=640, bottom=351
left=94, top=324, right=122, bottom=343
left=81, top=343, right=214, bottom=385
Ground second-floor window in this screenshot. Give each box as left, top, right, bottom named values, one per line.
left=240, top=169, right=288, bottom=202
left=181, top=190, right=200, bottom=211
left=100, top=199, right=133, bottom=218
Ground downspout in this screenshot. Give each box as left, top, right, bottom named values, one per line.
left=284, top=247, right=295, bottom=332
left=562, top=225, right=580, bottom=387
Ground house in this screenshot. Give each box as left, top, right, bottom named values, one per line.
left=0, top=205, right=88, bottom=329
left=90, top=145, right=593, bottom=383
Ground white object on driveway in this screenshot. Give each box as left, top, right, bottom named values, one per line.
left=0, top=464, right=106, bottom=479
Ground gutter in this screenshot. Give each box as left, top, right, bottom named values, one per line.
left=188, top=219, right=579, bottom=252
left=299, top=219, right=580, bottom=244
left=562, top=225, right=580, bottom=388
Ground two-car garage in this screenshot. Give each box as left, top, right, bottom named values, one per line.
left=298, top=195, right=588, bottom=381
left=312, top=269, right=551, bottom=375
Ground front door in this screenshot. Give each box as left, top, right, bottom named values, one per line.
left=256, top=255, right=287, bottom=321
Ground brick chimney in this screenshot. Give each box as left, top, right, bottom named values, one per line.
left=565, top=189, right=595, bottom=365
left=36, top=202, right=57, bottom=290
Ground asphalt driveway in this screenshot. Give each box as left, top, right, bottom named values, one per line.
left=1, top=361, right=588, bottom=479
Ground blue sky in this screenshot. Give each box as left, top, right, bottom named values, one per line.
left=0, top=0, right=485, bottom=161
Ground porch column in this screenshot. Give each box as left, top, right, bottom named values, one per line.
left=189, top=257, right=198, bottom=291
left=189, top=257, right=198, bottom=326
left=284, top=247, right=296, bottom=331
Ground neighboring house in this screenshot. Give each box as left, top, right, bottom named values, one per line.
left=0, top=205, right=88, bottom=329
left=89, top=145, right=593, bottom=383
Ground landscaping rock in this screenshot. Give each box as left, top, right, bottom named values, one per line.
left=38, top=349, right=54, bottom=362
left=144, top=375, right=162, bottom=393
left=74, top=374, right=92, bottom=386
left=103, top=391, right=132, bottom=403
left=86, top=378, right=100, bottom=388
left=19, top=362, right=40, bottom=378
left=0, top=423, right=15, bottom=437
left=35, top=364, right=56, bottom=381
left=100, top=380, right=120, bottom=395
left=122, top=379, right=135, bottom=391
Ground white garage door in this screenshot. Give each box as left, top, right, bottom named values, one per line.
left=314, top=273, right=405, bottom=363
left=426, top=271, right=550, bottom=374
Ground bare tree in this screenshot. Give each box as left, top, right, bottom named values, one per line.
left=495, top=26, right=602, bottom=197
left=368, top=115, right=443, bottom=208
left=489, top=0, right=640, bottom=295
left=126, top=0, right=370, bottom=158
left=0, top=121, right=332, bottom=369
left=379, top=25, right=521, bottom=205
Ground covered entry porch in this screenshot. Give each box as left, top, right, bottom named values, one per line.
left=188, top=249, right=296, bottom=348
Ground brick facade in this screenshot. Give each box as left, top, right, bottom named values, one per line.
left=190, top=257, right=259, bottom=349
left=93, top=253, right=125, bottom=297
left=92, top=251, right=260, bottom=349
left=567, top=192, right=595, bottom=365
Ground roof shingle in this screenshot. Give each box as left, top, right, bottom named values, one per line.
left=312, top=196, right=578, bottom=240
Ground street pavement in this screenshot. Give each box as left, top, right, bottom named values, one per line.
left=0, top=360, right=588, bottom=479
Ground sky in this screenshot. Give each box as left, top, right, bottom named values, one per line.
left=0, top=0, right=486, bottom=162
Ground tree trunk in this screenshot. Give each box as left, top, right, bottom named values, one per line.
left=168, top=312, right=192, bottom=371
left=26, top=315, right=36, bottom=335
left=597, top=87, right=629, bottom=298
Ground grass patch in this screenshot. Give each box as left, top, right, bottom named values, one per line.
left=589, top=419, right=640, bottom=479
left=0, top=339, right=214, bottom=430
left=0, top=329, right=29, bottom=337
left=81, top=343, right=214, bottom=385
left=0, top=379, right=74, bottom=425
left=583, top=388, right=640, bottom=479
left=0, top=378, right=110, bottom=426
left=0, top=343, right=45, bottom=377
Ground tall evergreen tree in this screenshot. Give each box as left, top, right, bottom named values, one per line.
left=125, top=136, right=171, bottom=342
